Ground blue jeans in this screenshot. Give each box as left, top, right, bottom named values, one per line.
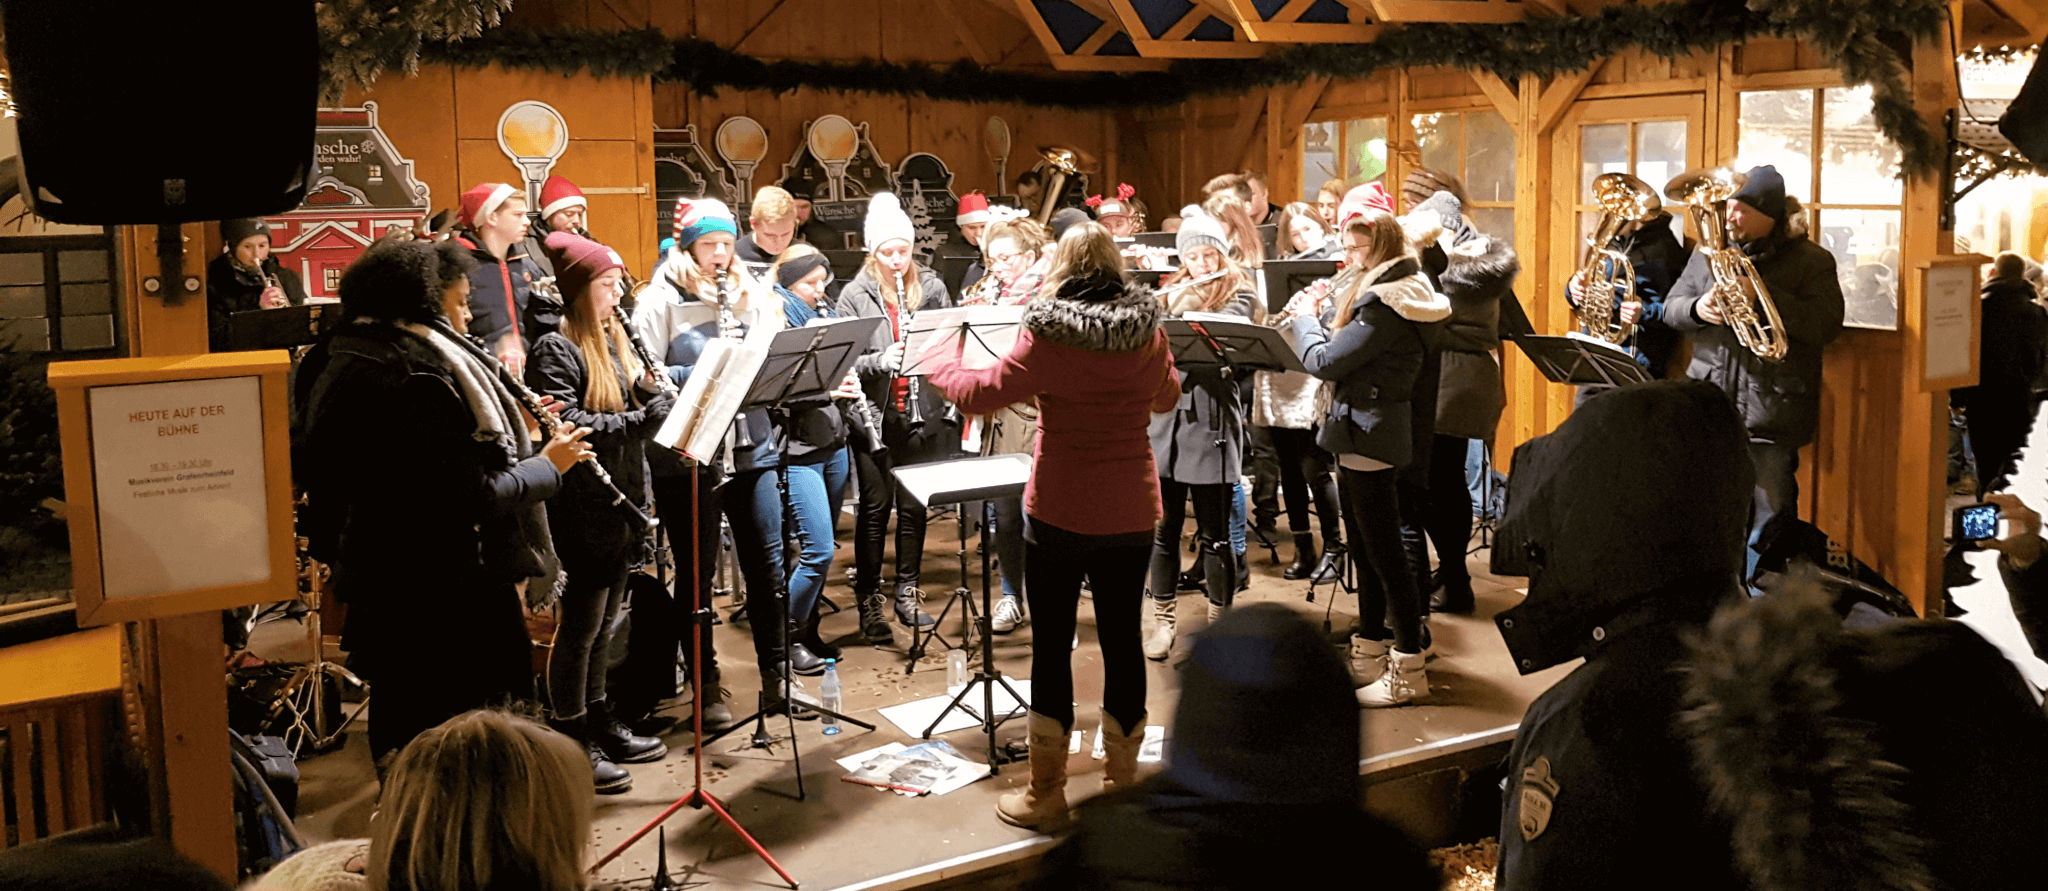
left=991, top=495, right=1027, bottom=601
left=1747, top=439, right=1800, bottom=582
left=725, top=452, right=842, bottom=669
left=1230, top=480, right=1248, bottom=556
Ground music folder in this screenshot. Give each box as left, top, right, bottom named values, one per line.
left=1163, top=315, right=1306, bottom=375
left=227, top=302, right=339, bottom=351
left=1512, top=332, right=1653, bottom=387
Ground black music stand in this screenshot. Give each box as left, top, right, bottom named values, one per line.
left=693, top=317, right=884, bottom=802
left=1511, top=332, right=1653, bottom=388
left=1260, top=259, right=1340, bottom=316
left=1132, top=231, right=1179, bottom=249
left=228, top=302, right=339, bottom=351
left=892, top=453, right=1033, bottom=774
left=896, top=305, right=1027, bottom=669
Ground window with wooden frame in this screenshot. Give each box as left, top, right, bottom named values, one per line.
left=1411, top=109, right=1518, bottom=244
left=1299, top=116, right=1391, bottom=203
left=0, top=233, right=119, bottom=354
left=1737, top=85, right=1903, bottom=330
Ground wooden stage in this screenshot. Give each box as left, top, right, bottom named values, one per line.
left=281, top=518, right=1570, bottom=890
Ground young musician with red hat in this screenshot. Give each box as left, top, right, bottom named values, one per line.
left=538, top=175, right=591, bottom=238
left=457, top=183, right=551, bottom=376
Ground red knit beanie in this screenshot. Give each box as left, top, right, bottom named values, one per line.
left=544, top=230, right=626, bottom=303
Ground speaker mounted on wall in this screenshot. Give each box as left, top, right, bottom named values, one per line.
left=1, top=0, right=317, bottom=225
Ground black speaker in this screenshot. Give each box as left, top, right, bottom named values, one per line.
left=2001, top=49, right=2048, bottom=174
left=0, top=0, right=317, bottom=224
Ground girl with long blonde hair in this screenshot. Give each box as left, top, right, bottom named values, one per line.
left=526, top=230, right=674, bottom=794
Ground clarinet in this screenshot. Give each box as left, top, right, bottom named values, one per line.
left=492, top=328, right=658, bottom=531
left=715, top=269, right=755, bottom=450
left=897, top=270, right=924, bottom=429
left=615, top=305, right=679, bottom=398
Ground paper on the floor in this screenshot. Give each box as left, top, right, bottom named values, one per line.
left=834, top=740, right=988, bottom=796
left=1088, top=724, right=1166, bottom=763
left=877, top=680, right=1031, bottom=737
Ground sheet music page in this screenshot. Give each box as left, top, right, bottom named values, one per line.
left=893, top=454, right=1032, bottom=506
left=685, top=340, right=769, bottom=462
left=1179, top=311, right=1245, bottom=325
left=902, top=304, right=1024, bottom=375
left=1563, top=330, right=1639, bottom=359
left=654, top=338, right=724, bottom=450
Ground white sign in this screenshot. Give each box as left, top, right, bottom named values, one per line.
left=1924, top=264, right=1975, bottom=382
left=88, top=376, right=271, bottom=600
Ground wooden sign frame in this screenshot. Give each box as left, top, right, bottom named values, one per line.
left=47, top=351, right=297, bottom=626
left=1916, top=253, right=1990, bottom=393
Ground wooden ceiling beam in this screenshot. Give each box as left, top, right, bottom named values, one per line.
left=1077, top=21, right=1123, bottom=55
left=936, top=0, right=997, bottom=65
left=1130, top=39, right=1270, bottom=57
left=1045, top=54, right=1176, bottom=71
left=1983, top=0, right=2048, bottom=43
left=1243, top=22, right=1382, bottom=42
left=1473, top=71, right=1522, bottom=122
left=1370, top=0, right=1525, bottom=24
left=1533, top=61, right=1601, bottom=135
left=977, top=0, right=1031, bottom=25
left=1009, top=0, right=1080, bottom=66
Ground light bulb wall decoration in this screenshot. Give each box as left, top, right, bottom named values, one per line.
left=496, top=101, right=569, bottom=211
left=808, top=114, right=858, bottom=203
left=715, top=116, right=769, bottom=205
left=985, top=116, right=1012, bottom=198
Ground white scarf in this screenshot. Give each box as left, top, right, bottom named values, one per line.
left=401, top=322, right=527, bottom=458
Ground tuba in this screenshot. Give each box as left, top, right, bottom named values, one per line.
left=1574, top=173, right=1662, bottom=344
left=1034, top=146, right=1082, bottom=226
left=1665, top=167, right=1788, bottom=362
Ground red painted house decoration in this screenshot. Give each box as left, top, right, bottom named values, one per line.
left=266, top=102, right=431, bottom=301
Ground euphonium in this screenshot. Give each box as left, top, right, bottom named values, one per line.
left=1575, top=173, right=1662, bottom=344
left=1664, top=167, right=1788, bottom=362
left=1033, top=146, right=1082, bottom=225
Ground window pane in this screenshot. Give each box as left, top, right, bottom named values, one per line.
left=1470, top=206, right=1514, bottom=245
left=1738, top=90, right=1815, bottom=199
left=0, top=253, right=43, bottom=285
left=1344, top=118, right=1389, bottom=184
left=0, top=317, right=50, bottom=351
left=1465, top=110, right=1516, bottom=204
left=1580, top=123, right=1629, bottom=203
left=60, top=315, right=113, bottom=351
left=0, top=285, right=42, bottom=319
left=1635, top=120, right=1689, bottom=195
left=1820, top=86, right=1903, bottom=205
left=1817, top=208, right=1901, bottom=330
left=1413, top=112, right=1461, bottom=177
left=57, top=250, right=108, bottom=282
left=1301, top=121, right=1339, bottom=202
left=61, top=281, right=110, bottom=315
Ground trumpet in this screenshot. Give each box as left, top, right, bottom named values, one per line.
left=1574, top=173, right=1662, bottom=344
left=1665, top=167, right=1788, bottom=362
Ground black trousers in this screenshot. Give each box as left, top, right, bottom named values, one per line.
left=1426, top=434, right=1476, bottom=582
left=1271, top=426, right=1341, bottom=542
left=649, top=461, right=721, bottom=684
left=1025, top=516, right=1150, bottom=732
left=1340, top=465, right=1424, bottom=654
left=1151, top=479, right=1235, bottom=607
left=851, top=433, right=943, bottom=598
left=1249, top=425, right=1281, bottom=530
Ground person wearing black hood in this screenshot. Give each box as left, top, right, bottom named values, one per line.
left=1493, top=379, right=2048, bottom=891
left=1662, top=164, right=1844, bottom=581
left=1952, top=252, right=2048, bottom=491
left=206, top=217, right=307, bottom=352
left=293, top=240, right=592, bottom=763
left=1028, top=603, right=1434, bottom=891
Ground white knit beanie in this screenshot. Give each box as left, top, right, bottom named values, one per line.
left=864, top=192, right=916, bottom=253
left=1175, top=205, right=1228, bottom=259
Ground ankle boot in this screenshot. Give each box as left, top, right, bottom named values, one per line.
left=787, top=625, right=827, bottom=677
left=1283, top=533, right=1318, bottom=580
left=802, top=612, right=843, bottom=660
left=1348, top=634, right=1389, bottom=687
left=1099, top=710, right=1145, bottom=790
left=694, top=662, right=733, bottom=730
left=553, top=715, right=632, bottom=794
left=1234, top=550, right=1249, bottom=593
left=857, top=590, right=894, bottom=643
left=759, top=667, right=820, bottom=721
left=1143, top=596, right=1177, bottom=661
left=1310, top=543, right=1347, bottom=586
left=996, top=711, right=1071, bottom=829
left=1202, top=543, right=1235, bottom=612
left=1431, top=572, right=1476, bottom=614
left=1356, top=648, right=1429, bottom=707
left=894, top=584, right=937, bottom=627
left=588, top=700, right=668, bottom=764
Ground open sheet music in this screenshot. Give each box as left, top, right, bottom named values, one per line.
left=655, top=336, right=768, bottom=463
left=901, top=304, right=1026, bottom=375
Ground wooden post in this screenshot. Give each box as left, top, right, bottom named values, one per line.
left=117, top=222, right=238, bottom=879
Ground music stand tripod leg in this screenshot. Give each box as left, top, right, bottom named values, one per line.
left=918, top=493, right=1026, bottom=774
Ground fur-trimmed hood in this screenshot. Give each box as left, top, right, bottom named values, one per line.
left=1353, top=256, right=1450, bottom=323
left=1405, top=190, right=1518, bottom=353
left=1024, top=275, right=1163, bottom=353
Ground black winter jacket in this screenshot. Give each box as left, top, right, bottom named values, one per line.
left=206, top=253, right=307, bottom=352
left=836, top=264, right=955, bottom=443
left=1965, top=276, right=2048, bottom=395
left=1149, top=290, right=1255, bottom=485
left=459, top=232, right=556, bottom=353
left=1289, top=257, right=1451, bottom=467
left=1663, top=231, right=1845, bottom=446
left=524, top=332, right=670, bottom=568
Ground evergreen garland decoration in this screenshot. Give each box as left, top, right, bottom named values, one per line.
left=318, top=0, right=513, bottom=100
left=393, top=0, right=1956, bottom=173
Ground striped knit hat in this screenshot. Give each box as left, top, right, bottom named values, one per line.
left=672, top=197, right=739, bottom=249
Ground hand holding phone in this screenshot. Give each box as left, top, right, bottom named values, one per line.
left=1978, top=493, right=2043, bottom=570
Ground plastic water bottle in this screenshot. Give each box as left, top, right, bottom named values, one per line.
left=820, top=659, right=841, bottom=735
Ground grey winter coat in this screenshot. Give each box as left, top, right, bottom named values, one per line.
left=836, top=264, right=954, bottom=438
left=1150, top=291, right=1256, bottom=484
left=1663, top=230, right=1845, bottom=447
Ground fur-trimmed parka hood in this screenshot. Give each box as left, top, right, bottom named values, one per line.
left=1352, top=256, right=1450, bottom=323
left=338, top=240, right=445, bottom=324
left=1404, top=191, right=1518, bottom=353
left=1025, top=275, right=1162, bottom=353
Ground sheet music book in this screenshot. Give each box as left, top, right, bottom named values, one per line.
left=892, top=453, right=1032, bottom=506
left=655, top=337, right=768, bottom=462
left=900, top=304, right=1026, bottom=376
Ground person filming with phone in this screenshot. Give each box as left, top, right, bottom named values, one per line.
left=1978, top=493, right=2048, bottom=664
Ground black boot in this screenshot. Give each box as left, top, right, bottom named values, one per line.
left=1310, top=542, right=1347, bottom=586
left=1177, top=560, right=1205, bottom=591
left=788, top=628, right=828, bottom=677
left=588, top=700, right=667, bottom=764
left=759, top=667, right=820, bottom=721
left=1235, top=550, right=1249, bottom=593
left=553, top=715, right=632, bottom=794
left=1284, top=533, right=1319, bottom=580
left=1203, top=542, right=1236, bottom=613
left=1431, top=572, right=1476, bottom=614
left=857, top=588, right=894, bottom=643
left=802, top=611, right=843, bottom=661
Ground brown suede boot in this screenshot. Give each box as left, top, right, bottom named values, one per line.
left=996, top=711, right=1071, bottom=829
left=1099, top=709, right=1145, bottom=790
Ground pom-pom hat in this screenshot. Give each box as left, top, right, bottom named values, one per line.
left=672, top=197, right=739, bottom=250
left=1175, top=205, right=1228, bottom=259
left=459, top=183, right=520, bottom=228
left=864, top=192, right=915, bottom=253
left=538, top=176, right=587, bottom=220
left=956, top=192, right=992, bottom=226
left=1336, top=182, right=1397, bottom=232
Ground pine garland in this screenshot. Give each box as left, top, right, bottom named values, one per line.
left=380, top=0, right=1956, bottom=173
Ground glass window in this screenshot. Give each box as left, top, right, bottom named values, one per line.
left=1636, top=120, right=1689, bottom=196
left=61, top=281, right=111, bottom=316
left=0, top=252, right=44, bottom=284
left=1465, top=110, right=1516, bottom=204
left=0, top=285, right=41, bottom=319
left=1575, top=118, right=1690, bottom=248
left=1345, top=118, right=1390, bottom=184
left=60, top=315, right=113, bottom=351
left=0, top=318, right=50, bottom=351
left=57, top=250, right=107, bottom=282
left=1740, top=87, right=1904, bottom=329
left=0, top=233, right=118, bottom=353
left=1299, top=121, right=1339, bottom=202
left=1408, top=109, right=1516, bottom=242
